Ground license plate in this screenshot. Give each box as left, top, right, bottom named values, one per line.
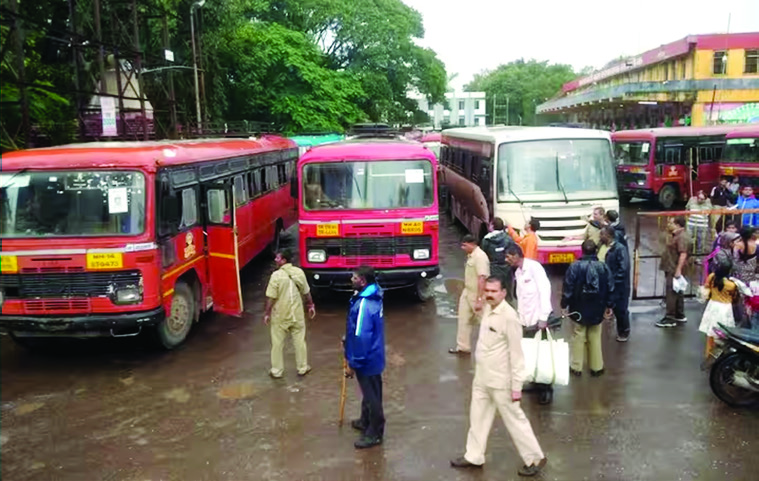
left=86, top=252, right=124, bottom=270
left=548, top=253, right=574, bottom=264
left=316, top=223, right=339, bottom=237
left=401, top=221, right=424, bottom=234
left=1, top=255, right=18, bottom=273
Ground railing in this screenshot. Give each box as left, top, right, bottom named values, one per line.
left=632, top=207, right=759, bottom=300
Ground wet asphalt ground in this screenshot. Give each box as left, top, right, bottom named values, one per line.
left=1, top=203, right=758, bottom=481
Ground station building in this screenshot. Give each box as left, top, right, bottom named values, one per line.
left=537, top=32, right=759, bottom=129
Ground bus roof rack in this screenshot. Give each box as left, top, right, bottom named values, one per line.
left=347, top=123, right=400, bottom=139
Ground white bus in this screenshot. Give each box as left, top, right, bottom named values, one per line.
left=440, top=126, right=619, bottom=264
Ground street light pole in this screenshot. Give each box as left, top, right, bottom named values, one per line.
left=190, top=0, right=206, bottom=134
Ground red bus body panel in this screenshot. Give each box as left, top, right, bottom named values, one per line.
left=297, top=141, right=440, bottom=290
left=1, top=136, right=296, bottom=336
left=719, top=125, right=759, bottom=179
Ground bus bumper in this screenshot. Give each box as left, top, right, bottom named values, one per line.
left=619, top=186, right=654, bottom=200
left=305, top=266, right=440, bottom=291
left=0, top=307, right=165, bottom=338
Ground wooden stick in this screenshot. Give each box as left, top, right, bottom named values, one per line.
left=338, top=357, right=347, bottom=426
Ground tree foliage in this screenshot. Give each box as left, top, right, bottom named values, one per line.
left=1, top=0, right=447, bottom=149
left=466, top=59, right=576, bottom=126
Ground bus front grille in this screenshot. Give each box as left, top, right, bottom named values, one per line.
left=0, top=271, right=142, bottom=299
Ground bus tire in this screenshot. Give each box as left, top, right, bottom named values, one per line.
left=658, top=185, right=678, bottom=210
left=414, top=279, right=435, bottom=302
left=155, top=281, right=195, bottom=350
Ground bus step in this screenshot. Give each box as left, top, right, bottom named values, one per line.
left=110, top=327, right=142, bottom=338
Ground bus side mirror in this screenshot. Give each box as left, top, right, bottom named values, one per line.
left=160, top=194, right=180, bottom=237
left=290, top=176, right=298, bottom=200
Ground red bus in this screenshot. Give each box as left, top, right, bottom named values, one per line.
left=297, top=139, right=439, bottom=300
left=613, top=126, right=735, bottom=208
left=0, top=137, right=298, bottom=348
left=719, top=124, right=759, bottom=180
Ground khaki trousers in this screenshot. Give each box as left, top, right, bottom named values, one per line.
left=270, top=319, right=309, bottom=376
left=464, top=382, right=544, bottom=466
left=456, top=292, right=480, bottom=352
left=570, top=322, right=603, bottom=372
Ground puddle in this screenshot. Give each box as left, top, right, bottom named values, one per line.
left=217, top=381, right=257, bottom=400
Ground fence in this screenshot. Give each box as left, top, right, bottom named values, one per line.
left=632, top=207, right=759, bottom=300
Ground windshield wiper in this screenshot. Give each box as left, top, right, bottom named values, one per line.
left=555, top=153, right=569, bottom=204
left=342, top=163, right=363, bottom=205
left=508, top=183, right=523, bottom=205
left=0, top=168, right=29, bottom=189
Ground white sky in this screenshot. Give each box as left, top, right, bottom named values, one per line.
left=402, top=0, right=759, bottom=91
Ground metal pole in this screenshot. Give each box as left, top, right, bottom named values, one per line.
left=190, top=6, right=202, bottom=135
left=506, top=96, right=510, bottom=125
left=163, top=15, right=178, bottom=139
left=492, top=94, right=496, bottom=125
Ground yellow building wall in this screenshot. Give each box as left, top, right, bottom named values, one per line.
left=694, top=48, right=757, bottom=79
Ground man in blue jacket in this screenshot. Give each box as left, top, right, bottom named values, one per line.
left=344, top=266, right=386, bottom=449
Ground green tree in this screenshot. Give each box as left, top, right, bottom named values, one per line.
left=466, top=59, right=576, bottom=126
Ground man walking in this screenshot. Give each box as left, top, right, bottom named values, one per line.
left=600, top=227, right=631, bottom=342
left=482, top=217, right=515, bottom=302
left=504, top=244, right=555, bottom=404
left=449, top=234, right=490, bottom=354
left=561, top=240, right=614, bottom=376
left=263, top=249, right=316, bottom=379
left=344, top=266, right=386, bottom=449
left=450, top=276, right=547, bottom=477
left=657, top=216, right=692, bottom=328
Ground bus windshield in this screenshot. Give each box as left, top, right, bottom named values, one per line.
left=723, top=138, right=759, bottom=163
left=614, top=141, right=651, bottom=165
left=302, top=160, right=434, bottom=210
left=497, top=139, right=617, bottom=202
left=0, top=170, right=146, bottom=238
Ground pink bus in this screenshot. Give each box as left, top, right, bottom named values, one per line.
left=297, top=139, right=439, bottom=300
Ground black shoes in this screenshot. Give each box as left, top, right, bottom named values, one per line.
left=351, top=419, right=367, bottom=432
left=518, top=457, right=548, bottom=477
left=570, top=368, right=582, bottom=377
left=538, top=389, right=553, bottom=405
left=354, top=436, right=382, bottom=449
left=591, top=369, right=605, bottom=377
left=449, top=456, right=482, bottom=469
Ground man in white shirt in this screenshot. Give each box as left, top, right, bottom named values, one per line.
left=505, top=244, right=555, bottom=405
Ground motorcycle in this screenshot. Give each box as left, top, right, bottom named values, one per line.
left=710, top=323, right=759, bottom=408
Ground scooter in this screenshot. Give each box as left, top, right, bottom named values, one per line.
left=710, top=323, right=759, bottom=408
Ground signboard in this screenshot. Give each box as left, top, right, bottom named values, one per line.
left=101, top=96, right=117, bottom=137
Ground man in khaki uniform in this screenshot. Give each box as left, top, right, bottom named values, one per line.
left=563, top=206, right=605, bottom=247
left=263, top=249, right=316, bottom=379
left=450, top=276, right=547, bottom=477
left=449, top=234, right=490, bottom=354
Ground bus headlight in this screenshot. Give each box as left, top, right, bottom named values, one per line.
left=413, top=249, right=430, bottom=260
left=113, top=286, right=143, bottom=305
left=308, top=250, right=327, bottom=263
left=637, top=180, right=646, bottom=186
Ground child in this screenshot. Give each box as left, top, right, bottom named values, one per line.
left=699, top=264, right=738, bottom=359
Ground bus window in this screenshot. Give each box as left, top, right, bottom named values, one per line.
left=233, top=175, right=247, bottom=206
left=181, top=188, right=198, bottom=228
left=207, top=189, right=231, bottom=224
left=259, top=168, right=268, bottom=193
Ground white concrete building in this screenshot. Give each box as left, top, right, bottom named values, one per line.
left=411, top=91, right=487, bottom=129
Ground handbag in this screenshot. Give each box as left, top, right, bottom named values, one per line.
left=521, top=328, right=570, bottom=386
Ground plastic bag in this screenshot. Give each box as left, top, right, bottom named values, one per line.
left=697, top=285, right=709, bottom=304
left=673, top=275, right=689, bottom=294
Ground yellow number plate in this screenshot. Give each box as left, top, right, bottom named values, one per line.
left=316, top=223, right=339, bottom=237
left=401, top=221, right=424, bottom=234
left=1, top=256, right=18, bottom=273
left=548, top=253, right=575, bottom=264
left=87, top=252, right=124, bottom=270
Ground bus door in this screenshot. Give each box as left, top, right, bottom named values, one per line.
left=203, top=181, right=243, bottom=317
left=653, top=141, right=687, bottom=198
left=694, top=141, right=722, bottom=195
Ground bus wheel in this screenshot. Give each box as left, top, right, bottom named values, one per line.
left=414, top=279, right=435, bottom=302
left=156, top=281, right=195, bottom=349
left=658, top=185, right=677, bottom=210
